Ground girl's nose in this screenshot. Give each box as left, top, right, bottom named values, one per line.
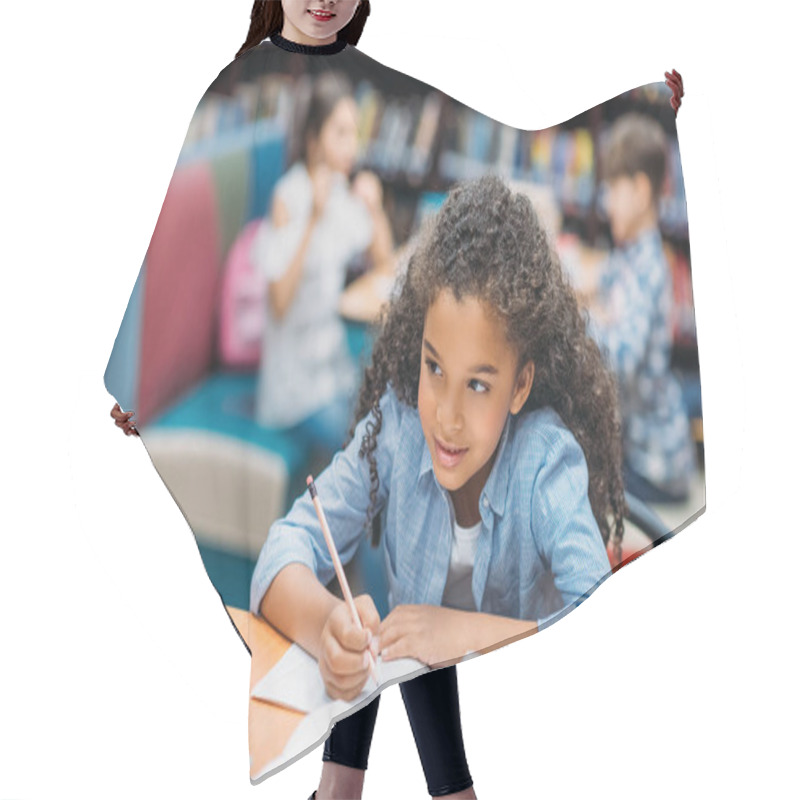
left=436, top=394, right=463, bottom=432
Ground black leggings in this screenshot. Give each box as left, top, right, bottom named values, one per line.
left=323, top=665, right=473, bottom=797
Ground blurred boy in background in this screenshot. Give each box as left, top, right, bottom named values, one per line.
left=583, top=112, right=696, bottom=504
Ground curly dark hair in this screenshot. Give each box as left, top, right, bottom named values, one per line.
left=346, top=173, right=626, bottom=562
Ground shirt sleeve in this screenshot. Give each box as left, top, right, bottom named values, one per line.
left=531, top=425, right=611, bottom=631
left=588, top=250, right=659, bottom=381
left=249, top=385, right=404, bottom=616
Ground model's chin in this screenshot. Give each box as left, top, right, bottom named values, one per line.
left=432, top=456, right=469, bottom=491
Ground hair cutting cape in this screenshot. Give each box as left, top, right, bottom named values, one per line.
left=104, top=37, right=704, bottom=782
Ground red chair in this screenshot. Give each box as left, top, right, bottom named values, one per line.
left=138, top=160, right=221, bottom=426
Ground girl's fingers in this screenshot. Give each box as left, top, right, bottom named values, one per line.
left=329, top=663, right=370, bottom=694
left=669, top=79, right=684, bottom=99
left=664, top=70, right=684, bottom=94
left=664, top=70, right=683, bottom=115
left=665, top=68, right=682, bottom=84
left=116, top=418, right=139, bottom=436
left=111, top=404, right=137, bottom=427
left=332, top=611, right=372, bottom=652
left=381, top=635, right=411, bottom=662
left=323, top=665, right=370, bottom=700
left=354, top=594, right=381, bottom=636
left=376, top=619, right=405, bottom=653
left=325, top=672, right=368, bottom=702
left=323, top=632, right=371, bottom=677
left=338, top=624, right=370, bottom=654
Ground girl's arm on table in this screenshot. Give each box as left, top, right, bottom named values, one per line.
left=378, top=604, right=537, bottom=668
left=262, top=563, right=381, bottom=700
left=250, top=385, right=403, bottom=631
left=251, top=387, right=402, bottom=698
left=260, top=563, right=342, bottom=660
left=378, top=423, right=608, bottom=666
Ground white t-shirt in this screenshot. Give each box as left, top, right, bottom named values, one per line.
left=441, top=496, right=482, bottom=612
left=251, top=160, right=373, bottom=428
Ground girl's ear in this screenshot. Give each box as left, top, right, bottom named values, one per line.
left=510, top=360, right=535, bottom=415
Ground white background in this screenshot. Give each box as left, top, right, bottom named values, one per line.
left=1, top=1, right=797, bottom=798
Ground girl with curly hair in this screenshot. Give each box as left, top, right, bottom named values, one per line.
left=252, top=172, right=626, bottom=798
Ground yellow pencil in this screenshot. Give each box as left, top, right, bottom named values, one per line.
left=306, top=474, right=380, bottom=686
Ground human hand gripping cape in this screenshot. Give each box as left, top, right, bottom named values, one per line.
left=104, top=35, right=703, bottom=782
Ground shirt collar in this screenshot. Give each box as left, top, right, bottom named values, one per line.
left=417, top=412, right=514, bottom=517
left=269, top=32, right=348, bottom=55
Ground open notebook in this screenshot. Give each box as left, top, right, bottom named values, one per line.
left=250, top=643, right=429, bottom=780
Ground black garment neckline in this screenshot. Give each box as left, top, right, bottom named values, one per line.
left=270, top=31, right=348, bottom=55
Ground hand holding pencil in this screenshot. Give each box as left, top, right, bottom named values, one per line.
left=308, top=475, right=382, bottom=696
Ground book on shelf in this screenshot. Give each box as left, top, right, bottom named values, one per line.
left=527, top=127, right=594, bottom=209
left=354, top=82, right=441, bottom=181
left=407, top=92, right=443, bottom=179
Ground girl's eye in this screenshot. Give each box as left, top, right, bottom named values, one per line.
left=469, top=379, right=489, bottom=394
left=425, top=358, right=489, bottom=394
left=425, top=358, right=442, bottom=377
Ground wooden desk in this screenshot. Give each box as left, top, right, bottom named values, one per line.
left=226, top=606, right=307, bottom=781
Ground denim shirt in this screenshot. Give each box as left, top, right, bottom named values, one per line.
left=250, top=384, right=611, bottom=632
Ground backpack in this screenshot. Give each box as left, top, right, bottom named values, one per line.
left=217, top=219, right=267, bottom=370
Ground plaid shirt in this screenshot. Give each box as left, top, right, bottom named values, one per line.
left=588, top=227, right=696, bottom=494
left=250, top=384, right=611, bottom=632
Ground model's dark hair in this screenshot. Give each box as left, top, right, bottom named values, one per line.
left=601, top=111, right=668, bottom=201
left=346, top=173, right=626, bottom=560
left=236, top=0, right=371, bottom=59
